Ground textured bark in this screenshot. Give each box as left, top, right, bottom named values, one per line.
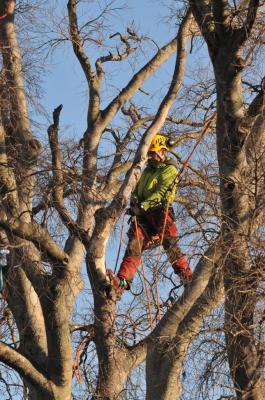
left=0, top=0, right=40, bottom=222
left=189, top=1, right=265, bottom=399
left=213, top=43, right=264, bottom=400
left=87, top=255, right=147, bottom=399
left=0, top=4, right=81, bottom=398
left=0, top=2, right=194, bottom=399
left=0, top=1, right=263, bottom=399
left=146, top=268, right=224, bottom=400
left=146, top=240, right=223, bottom=400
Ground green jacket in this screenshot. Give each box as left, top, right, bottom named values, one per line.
left=131, top=157, right=179, bottom=211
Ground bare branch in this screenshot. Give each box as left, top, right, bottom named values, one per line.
left=119, top=8, right=192, bottom=203
left=235, top=0, right=260, bottom=45
left=95, top=31, right=136, bottom=79
left=70, top=323, right=94, bottom=334
left=101, top=12, right=193, bottom=129
left=146, top=267, right=224, bottom=399
left=0, top=126, right=19, bottom=212
left=0, top=343, right=51, bottom=395
left=212, top=0, right=231, bottom=34
left=240, top=81, right=265, bottom=147
left=48, top=105, right=86, bottom=239
left=166, top=115, right=204, bottom=127
left=189, top=0, right=215, bottom=43
left=67, top=0, right=95, bottom=83
left=87, top=9, right=192, bottom=280
left=0, top=214, right=69, bottom=265
left=103, top=117, right=148, bottom=190
left=67, top=0, right=100, bottom=123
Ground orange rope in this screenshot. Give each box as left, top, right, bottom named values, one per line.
left=73, top=342, right=83, bottom=383
left=134, top=217, right=153, bottom=331
left=114, top=211, right=126, bottom=274
left=153, top=112, right=217, bottom=321
left=154, top=201, right=170, bottom=322
left=178, top=112, right=216, bottom=179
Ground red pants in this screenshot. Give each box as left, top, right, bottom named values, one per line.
left=117, top=207, right=191, bottom=284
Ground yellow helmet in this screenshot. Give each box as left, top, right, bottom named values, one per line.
left=149, top=134, right=169, bottom=153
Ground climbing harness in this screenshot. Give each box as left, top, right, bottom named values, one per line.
left=152, top=112, right=217, bottom=318
left=110, top=112, right=216, bottom=324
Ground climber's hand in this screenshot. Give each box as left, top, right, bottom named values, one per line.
left=127, top=205, right=144, bottom=217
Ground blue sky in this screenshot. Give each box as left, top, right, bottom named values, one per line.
left=1, top=2, right=227, bottom=398
left=33, top=0, right=212, bottom=300
left=40, top=0, right=182, bottom=137
left=9, top=1, right=263, bottom=399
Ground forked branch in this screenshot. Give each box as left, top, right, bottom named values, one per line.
left=0, top=343, right=51, bottom=395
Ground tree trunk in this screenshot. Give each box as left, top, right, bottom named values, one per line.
left=212, top=48, right=264, bottom=399
left=146, top=266, right=224, bottom=400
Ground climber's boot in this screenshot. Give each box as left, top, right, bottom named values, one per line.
left=172, top=256, right=193, bottom=287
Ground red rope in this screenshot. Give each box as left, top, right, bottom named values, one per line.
left=153, top=112, right=216, bottom=318
left=178, top=112, right=216, bottom=179
left=154, top=201, right=170, bottom=321
left=134, top=217, right=153, bottom=331
left=114, top=211, right=126, bottom=274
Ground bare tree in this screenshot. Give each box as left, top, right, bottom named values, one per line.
left=187, top=1, right=265, bottom=399
left=0, top=1, right=264, bottom=399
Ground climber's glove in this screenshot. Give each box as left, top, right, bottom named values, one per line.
left=127, top=205, right=144, bottom=217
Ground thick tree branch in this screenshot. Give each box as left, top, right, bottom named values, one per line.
left=0, top=343, right=51, bottom=395
left=0, top=215, right=69, bottom=265
left=189, top=0, right=215, bottom=43
left=87, top=9, right=192, bottom=279
left=101, top=162, right=132, bottom=200
left=146, top=268, right=224, bottom=400
left=239, top=83, right=265, bottom=150
left=67, top=0, right=95, bottom=82
left=0, top=125, right=19, bottom=212
left=48, top=105, right=88, bottom=241
left=6, top=265, right=48, bottom=372
left=212, top=0, right=231, bottom=34
left=115, top=8, right=192, bottom=206
left=236, top=0, right=260, bottom=45
left=67, top=0, right=100, bottom=123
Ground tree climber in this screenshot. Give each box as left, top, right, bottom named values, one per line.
left=106, top=134, right=193, bottom=298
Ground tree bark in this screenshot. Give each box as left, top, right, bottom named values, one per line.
left=188, top=1, right=265, bottom=398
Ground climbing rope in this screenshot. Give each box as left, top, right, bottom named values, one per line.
left=153, top=201, right=170, bottom=322
left=134, top=217, right=153, bottom=331
left=112, top=112, right=216, bottom=328
left=153, top=111, right=217, bottom=320
left=114, top=210, right=126, bottom=274
left=174, top=112, right=216, bottom=183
